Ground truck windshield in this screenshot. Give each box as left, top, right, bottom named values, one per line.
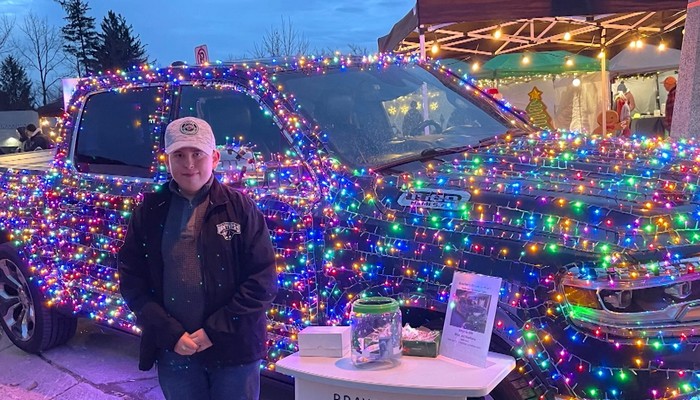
left=275, top=63, right=532, bottom=168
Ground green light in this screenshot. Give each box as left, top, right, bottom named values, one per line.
left=618, top=371, right=627, bottom=381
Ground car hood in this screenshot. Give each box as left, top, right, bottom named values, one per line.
left=372, top=133, right=699, bottom=263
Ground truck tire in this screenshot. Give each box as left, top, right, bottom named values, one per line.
left=0, top=244, right=77, bottom=353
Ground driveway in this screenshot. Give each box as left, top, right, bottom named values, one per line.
left=0, top=320, right=294, bottom=400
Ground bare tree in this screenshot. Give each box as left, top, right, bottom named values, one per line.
left=14, top=13, right=66, bottom=106
left=348, top=44, right=370, bottom=56
left=251, top=16, right=310, bottom=58
left=312, top=46, right=337, bottom=55
left=0, top=16, right=13, bottom=54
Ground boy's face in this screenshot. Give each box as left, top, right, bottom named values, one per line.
left=166, top=147, right=220, bottom=197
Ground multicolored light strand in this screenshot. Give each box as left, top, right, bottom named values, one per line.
left=0, top=54, right=697, bottom=399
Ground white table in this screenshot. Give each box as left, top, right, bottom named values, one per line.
left=275, top=352, right=516, bottom=400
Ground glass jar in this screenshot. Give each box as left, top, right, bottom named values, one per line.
left=350, top=297, right=402, bottom=368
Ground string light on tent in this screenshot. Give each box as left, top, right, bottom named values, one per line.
left=563, top=31, right=572, bottom=41
left=471, top=61, right=480, bottom=72
left=658, top=39, right=667, bottom=51
left=521, top=54, right=530, bottom=65
left=565, top=56, right=574, bottom=67
left=572, top=77, right=581, bottom=87
left=630, top=36, right=644, bottom=49
left=431, top=41, right=440, bottom=55
left=493, top=26, right=503, bottom=39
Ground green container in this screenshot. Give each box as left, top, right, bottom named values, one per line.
left=351, top=297, right=399, bottom=314
left=350, top=297, right=402, bottom=368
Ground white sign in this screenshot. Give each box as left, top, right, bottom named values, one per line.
left=440, top=271, right=501, bottom=367
left=194, top=44, right=209, bottom=65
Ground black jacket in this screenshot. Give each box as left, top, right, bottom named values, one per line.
left=118, top=178, right=278, bottom=370
left=22, top=132, right=53, bottom=151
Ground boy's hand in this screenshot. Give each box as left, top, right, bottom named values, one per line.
left=190, top=329, right=213, bottom=352
left=174, top=333, right=200, bottom=356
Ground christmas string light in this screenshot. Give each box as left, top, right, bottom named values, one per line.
left=2, top=55, right=698, bottom=399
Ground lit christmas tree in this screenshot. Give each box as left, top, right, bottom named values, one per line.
left=570, top=90, right=582, bottom=132
left=525, top=86, right=554, bottom=130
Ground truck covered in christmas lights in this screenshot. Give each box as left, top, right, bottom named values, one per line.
left=0, top=55, right=698, bottom=400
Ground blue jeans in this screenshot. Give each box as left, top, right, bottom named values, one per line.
left=157, top=350, right=261, bottom=400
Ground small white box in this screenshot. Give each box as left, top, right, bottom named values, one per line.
left=298, top=326, right=350, bottom=357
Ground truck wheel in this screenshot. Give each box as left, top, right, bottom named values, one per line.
left=0, top=244, right=77, bottom=353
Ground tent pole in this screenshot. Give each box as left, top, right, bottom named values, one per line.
left=601, top=52, right=607, bottom=133
left=419, top=30, right=426, bottom=61
left=600, top=28, right=607, bottom=134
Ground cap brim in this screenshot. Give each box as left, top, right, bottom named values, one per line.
left=165, top=141, right=215, bottom=154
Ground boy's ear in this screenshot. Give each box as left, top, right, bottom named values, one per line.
left=163, top=153, right=171, bottom=172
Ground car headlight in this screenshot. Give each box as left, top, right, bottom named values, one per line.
left=562, top=286, right=601, bottom=309
left=600, top=289, right=632, bottom=309
left=665, top=281, right=692, bottom=299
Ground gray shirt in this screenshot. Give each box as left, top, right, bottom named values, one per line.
left=161, top=177, right=213, bottom=332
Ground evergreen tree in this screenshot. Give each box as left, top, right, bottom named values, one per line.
left=93, top=11, right=147, bottom=72
left=56, top=0, right=99, bottom=77
left=0, top=55, right=34, bottom=110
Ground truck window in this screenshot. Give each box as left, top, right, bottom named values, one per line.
left=177, top=86, right=287, bottom=161
left=74, top=87, right=161, bottom=178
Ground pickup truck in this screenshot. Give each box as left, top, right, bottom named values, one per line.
left=0, top=55, right=698, bottom=400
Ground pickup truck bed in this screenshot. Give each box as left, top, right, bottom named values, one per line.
left=0, top=149, right=57, bottom=172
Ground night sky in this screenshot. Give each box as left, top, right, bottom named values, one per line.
left=2, top=0, right=413, bottom=65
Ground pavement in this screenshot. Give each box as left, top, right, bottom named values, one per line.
left=0, top=320, right=294, bottom=400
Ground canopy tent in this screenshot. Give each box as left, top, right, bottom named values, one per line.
left=442, top=51, right=606, bottom=133
left=378, top=1, right=687, bottom=60
left=378, top=1, right=687, bottom=134
left=36, top=99, right=64, bottom=118
left=608, top=45, right=681, bottom=118
left=471, top=50, right=601, bottom=79
left=608, top=45, right=681, bottom=75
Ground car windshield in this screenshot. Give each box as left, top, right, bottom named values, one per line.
left=275, top=63, right=532, bottom=168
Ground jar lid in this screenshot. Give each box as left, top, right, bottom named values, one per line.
left=352, top=297, right=399, bottom=314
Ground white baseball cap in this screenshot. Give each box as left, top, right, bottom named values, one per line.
left=164, top=117, right=216, bottom=154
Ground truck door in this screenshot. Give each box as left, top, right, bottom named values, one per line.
left=176, top=85, right=320, bottom=362
left=56, top=86, right=165, bottom=328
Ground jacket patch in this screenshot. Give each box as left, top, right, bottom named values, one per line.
left=216, top=221, right=241, bottom=240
